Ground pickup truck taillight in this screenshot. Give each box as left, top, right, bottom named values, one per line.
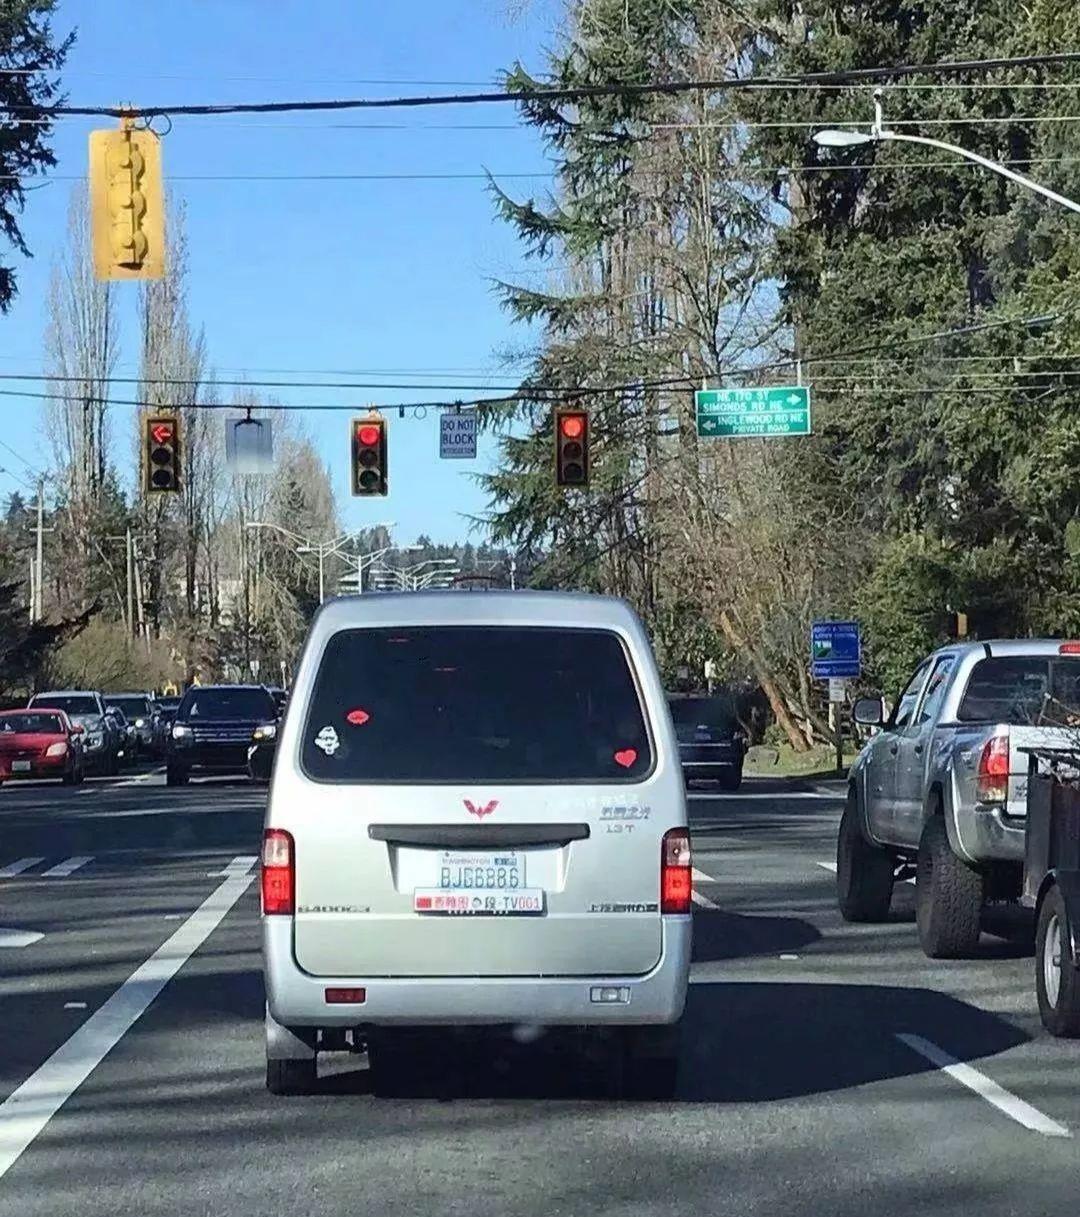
left=977, top=735, right=1010, bottom=804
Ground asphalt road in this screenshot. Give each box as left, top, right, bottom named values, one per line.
left=1, top=766, right=1078, bottom=1216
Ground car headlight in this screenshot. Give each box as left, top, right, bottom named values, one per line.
left=45, top=742, right=68, bottom=758
left=86, top=734, right=103, bottom=747
left=172, top=723, right=192, bottom=739
left=135, top=718, right=145, bottom=728
left=252, top=723, right=277, bottom=742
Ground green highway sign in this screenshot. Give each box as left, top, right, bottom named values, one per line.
left=695, top=385, right=811, bottom=438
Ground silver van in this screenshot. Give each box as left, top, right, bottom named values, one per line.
left=262, top=591, right=691, bottom=1096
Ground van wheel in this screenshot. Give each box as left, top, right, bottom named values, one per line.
left=618, top=1025, right=680, bottom=1101
left=916, top=814, right=984, bottom=959
left=266, top=1056, right=317, bottom=1096
left=1036, top=885, right=1080, bottom=1038
left=836, top=790, right=894, bottom=922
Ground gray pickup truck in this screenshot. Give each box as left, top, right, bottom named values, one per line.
left=837, top=639, right=1080, bottom=958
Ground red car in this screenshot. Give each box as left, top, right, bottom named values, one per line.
left=0, top=709, right=85, bottom=786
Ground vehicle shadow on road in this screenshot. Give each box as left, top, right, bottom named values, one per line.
left=679, top=981, right=1029, bottom=1103
left=693, top=909, right=822, bottom=960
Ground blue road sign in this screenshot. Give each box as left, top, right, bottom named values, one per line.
left=811, top=620, right=861, bottom=680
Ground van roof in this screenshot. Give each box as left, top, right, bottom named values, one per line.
left=315, top=589, right=639, bottom=631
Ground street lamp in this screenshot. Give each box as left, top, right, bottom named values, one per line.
left=246, top=521, right=397, bottom=603
left=812, top=90, right=1080, bottom=216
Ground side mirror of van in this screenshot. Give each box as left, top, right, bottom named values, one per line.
left=852, top=697, right=885, bottom=727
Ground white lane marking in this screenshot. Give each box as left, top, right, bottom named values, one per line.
left=779, top=953, right=799, bottom=961
left=0, top=858, right=45, bottom=879
left=895, top=1033, right=1070, bottom=1138
left=40, top=856, right=93, bottom=878
left=0, top=929, right=44, bottom=948
left=63, top=1003, right=87, bottom=1011
left=691, top=890, right=720, bottom=910
left=0, top=858, right=257, bottom=1178
left=692, top=867, right=714, bottom=883
left=207, top=854, right=258, bottom=878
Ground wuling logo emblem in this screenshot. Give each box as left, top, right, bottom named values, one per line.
left=464, top=799, right=498, bottom=819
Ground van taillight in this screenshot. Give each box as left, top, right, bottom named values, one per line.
left=977, top=735, right=1010, bottom=804
left=261, top=829, right=294, bottom=915
left=661, top=827, right=692, bottom=914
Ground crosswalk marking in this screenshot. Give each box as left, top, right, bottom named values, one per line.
left=40, top=856, right=93, bottom=878
left=0, top=858, right=45, bottom=879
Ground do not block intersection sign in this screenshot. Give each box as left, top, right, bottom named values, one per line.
left=440, top=412, right=477, bottom=459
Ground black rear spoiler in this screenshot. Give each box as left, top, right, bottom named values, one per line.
left=368, top=823, right=590, bottom=849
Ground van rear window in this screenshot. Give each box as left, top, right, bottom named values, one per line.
left=301, top=626, right=652, bottom=782
left=957, top=656, right=1080, bottom=725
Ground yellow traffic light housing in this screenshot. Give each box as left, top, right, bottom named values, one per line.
left=143, top=414, right=182, bottom=494
left=89, top=121, right=165, bottom=281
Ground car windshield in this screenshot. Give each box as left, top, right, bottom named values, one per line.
left=957, top=656, right=1080, bottom=725
left=302, top=626, right=651, bottom=782
left=107, top=697, right=150, bottom=717
left=181, top=688, right=277, bottom=721
left=0, top=713, right=63, bottom=734
left=31, top=695, right=97, bottom=717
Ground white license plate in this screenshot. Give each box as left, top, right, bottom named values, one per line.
left=11, top=760, right=31, bottom=773
left=413, top=888, right=544, bottom=915
left=437, top=850, right=525, bottom=891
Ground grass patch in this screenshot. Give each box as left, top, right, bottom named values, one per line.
left=745, top=741, right=859, bottom=779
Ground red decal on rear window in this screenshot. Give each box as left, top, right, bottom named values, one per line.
left=613, top=749, right=637, bottom=769
left=346, top=709, right=370, bottom=726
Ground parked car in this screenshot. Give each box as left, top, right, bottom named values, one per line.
left=0, top=709, right=85, bottom=786
left=262, top=591, right=691, bottom=1097
left=840, top=639, right=1080, bottom=959
left=667, top=694, right=746, bottom=790
left=167, top=684, right=279, bottom=785
left=27, top=690, right=119, bottom=776
left=105, top=693, right=160, bottom=758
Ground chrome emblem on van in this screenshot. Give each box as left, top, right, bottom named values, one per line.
left=464, top=799, right=498, bottom=819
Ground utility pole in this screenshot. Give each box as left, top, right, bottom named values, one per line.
left=33, top=478, right=44, bottom=623
left=126, top=528, right=135, bottom=639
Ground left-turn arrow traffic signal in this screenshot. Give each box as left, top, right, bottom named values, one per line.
left=143, top=415, right=182, bottom=494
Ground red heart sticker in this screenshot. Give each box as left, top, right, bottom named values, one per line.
left=346, top=709, right=370, bottom=726
left=613, top=748, right=637, bottom=769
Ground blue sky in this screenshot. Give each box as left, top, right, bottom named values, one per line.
left=1, top=0, right=562, bottom=542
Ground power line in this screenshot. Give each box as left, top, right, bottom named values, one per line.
left=5, top=52, right=1080, bottom=119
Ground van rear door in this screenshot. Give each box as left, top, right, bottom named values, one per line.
left=288, top=625, right=674, bottom=979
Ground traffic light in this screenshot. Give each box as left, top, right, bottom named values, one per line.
left=143, top=415, right=182, bottom=495
left=554, top=407, right=589, bottom=487
left=88, top=123, right=165, bottom=281
left=351, top=416, right=388, bottom=496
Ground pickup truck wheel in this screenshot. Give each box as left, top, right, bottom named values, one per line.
left=836, top=791, right=894, bottom=922
left=916, top=814, right=984, bottom=958
left=1036, top=885, right=1080, bottom=1037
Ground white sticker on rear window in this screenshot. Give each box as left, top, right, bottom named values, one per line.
left=314, top=725, right=340, bottom=756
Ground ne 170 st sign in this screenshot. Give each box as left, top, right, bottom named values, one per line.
left=695, top=385, right=811, bottom=439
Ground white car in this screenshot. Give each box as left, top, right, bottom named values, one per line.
left=262, top=590, right=692, bottom=1096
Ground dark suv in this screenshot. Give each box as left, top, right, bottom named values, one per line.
left=668, top=694, right=746, bottom=790
left=166, top=684, right=278, bottom=785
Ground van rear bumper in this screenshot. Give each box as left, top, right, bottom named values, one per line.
left=263, top=916, right=691, bottom=1038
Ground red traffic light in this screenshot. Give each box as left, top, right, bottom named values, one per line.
left=559, top=414, right=585, bottom=440
left=150, top=422, right=174, bottom=444
left=357, top=424, right=381, bottom=447
left=351, top=416, right=388, bottom=497
left=554, top=407, right=589, bottom=488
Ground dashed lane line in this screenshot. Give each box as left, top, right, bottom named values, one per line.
left=0, top=859, right=45, bottom=879
left=39, top=856, right=93, bottom=878
left=895, top=1033, right=1070, bottom=1138
left=0, top=855, right=258, bottom=1179
left=691, top=866, right=720, bottom=910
